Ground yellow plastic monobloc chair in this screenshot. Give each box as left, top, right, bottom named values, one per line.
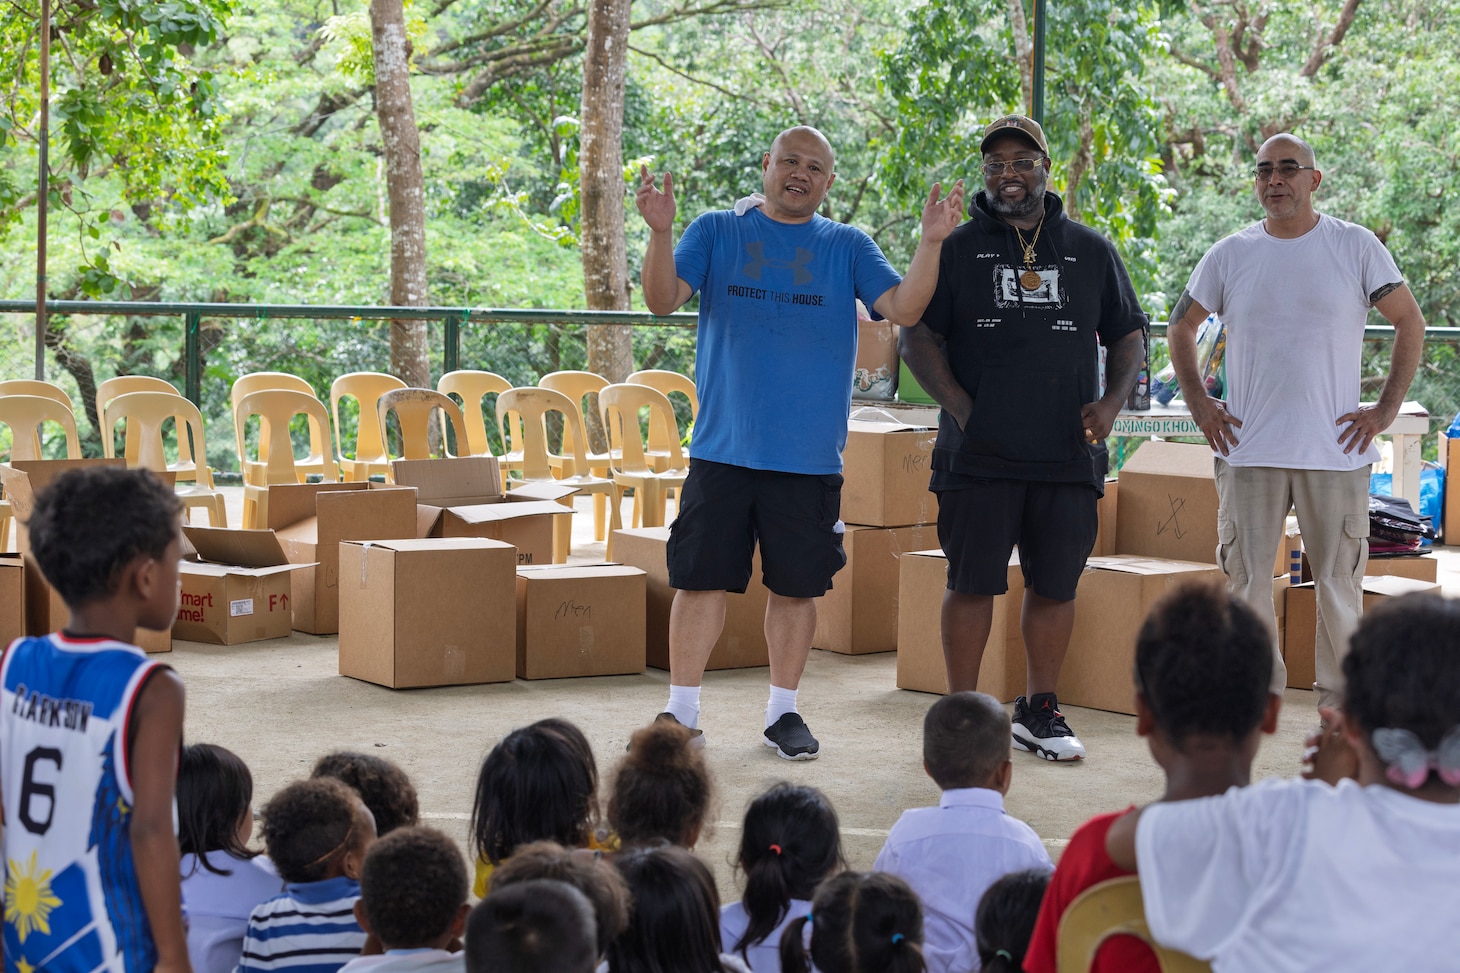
left=0, top=380, right=74, bottom=410
left=377, top=388, right=470, bottom=463
left=497, top=386, right=622, bottom=561
left=437, top=369, right=512, bottom=458
left=0, top=394, right=82, bottom=462
left=538, top=370, right=614, bottom=540
left=626, top=368, right=698, bottom=469
left=103, top=391, right=228, bottom=526
left=599, top=383, right=689, bottom=530
left=1056, top=876, right=1211, bottom=973
left=96, top=375, right=181, bottom=470
left=231, top=371, right=332, bottom=483
left=234, top=389, right=340, bottom=529
left=331, top=371, right=407, bottom=481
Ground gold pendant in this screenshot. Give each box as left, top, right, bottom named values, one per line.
left=1020, top=270, right=1042, bottom=290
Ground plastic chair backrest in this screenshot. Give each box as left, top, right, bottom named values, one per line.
left=1056, top=876, right=1211, bottom=973
left=331, top=372, right=407, bottom=468
left=377, top=388, right=469, bottom=462
left=235, top=389, right=339, bottom=485
left=230, top=371, right=315, bottom=412
left=497, top=387, right=591, bottom=482
left=438, top=370, right=511, bottom=456
left=103, top=391, right=209, bottom=480
left=0, top=380, right=73, bottom=411
left=95, top=376, right=185, bottom=462
left=626, top=369, right=697, bottom=456
left=539, top=370, right=608, bottom=456
left=600, top=383, right=684, bottom=475
left=0, top=394, right=82, bottom=461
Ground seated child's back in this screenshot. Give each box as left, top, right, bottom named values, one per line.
left=340, top=826, right=470, bottom=973
left=873, top=692, right=1050, bottom=973
left=240, top=777, right=377, bottom=973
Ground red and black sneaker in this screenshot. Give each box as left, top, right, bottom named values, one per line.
left=1012, top=692, right=1086, bottom=761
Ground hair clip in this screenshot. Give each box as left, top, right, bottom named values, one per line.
left=996, top=950, right=1013, bottom=961
left=803, top=912, right=813, bottom=924
left=769, top=843, right=783, bottom=855
left=1371, top=725, right=1460, bottom=789
left=891, top=934, right=905, bottom=945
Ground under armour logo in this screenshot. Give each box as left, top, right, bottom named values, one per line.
left=743, top=243, right=815, bottom=284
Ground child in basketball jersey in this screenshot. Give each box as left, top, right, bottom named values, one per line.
left=1, top=467, right=188, bottom=973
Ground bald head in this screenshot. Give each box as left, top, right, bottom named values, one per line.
left=770, top=126, right=835, bottom=171
left=1258, top=133, right=1316, bottom=168
left=760, top=126, right=837, bottom=223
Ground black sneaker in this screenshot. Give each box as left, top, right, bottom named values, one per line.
left=629, top=712, right=705, bottom=751
left=763, top=712, right=820, bottom=761
left=1012, top=693, right=1086, bottom=761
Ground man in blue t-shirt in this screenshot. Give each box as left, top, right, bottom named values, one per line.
left=636, top=125, right=964, bottom=758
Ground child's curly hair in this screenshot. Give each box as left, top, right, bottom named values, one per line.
left=608, top=718, right=714, bottom=848
left=312, top=751, right=420, bottom=837
left=260, top=777, right=364, bottom=884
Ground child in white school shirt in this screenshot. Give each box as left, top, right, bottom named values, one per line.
left=873, top=692, right=1051, bottom=973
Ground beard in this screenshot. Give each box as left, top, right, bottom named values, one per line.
left=986, top=173, right=1048, bottom=221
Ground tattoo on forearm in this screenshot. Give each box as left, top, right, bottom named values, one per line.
left=1369, top=281, right=1402, bottom=303
left=1167, top=290, right=1194, bottom=328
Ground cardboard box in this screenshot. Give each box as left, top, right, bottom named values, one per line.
left=269, top=482, right=420, bottom=635
left=1272, top=574, right=1290, bottom=658
left=1353, top=554, right=1438, bottom=583
left=1442, top=432, right=1459, bottom=542
left=174, top=526, right=315, bottom=644
left=815, top=524, right=937, bottom=655
left=894, top=550, right=1026, bottom=701
left=394, top=457, right=575, bottom=566
left=1, top=554, right=24, bottom=646
left=1115, top=441, right=1218, bottom=564
left=0, top=461, right=174, bottom=652
left=1284, top=576, right=1444, bottom=690
left=338, top=537, right=518, bottom=688
left=515, top=564, right=647, bottom=678
left=853, top=317, right=898, bottom=401
left=1093, top=478, right=1119, bottom=557
left=841, top=419, right=939, bottom=527
left=1061, top=556, right=1225, bottom=715
left=612, top=526, right=770, bottom=670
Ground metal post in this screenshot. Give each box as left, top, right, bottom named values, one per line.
left=35, top=0, right=50, bottom=380
left=443, top=312, right=461, bottom=376
left=185, top=312, right=202, bottom=406
left=1031, top=0, right=1046, bottom=125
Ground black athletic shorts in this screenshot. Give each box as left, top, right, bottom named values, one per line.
left=936, top=479, right=1097, bottom=601
left=667, top=459, right=846, bottom=598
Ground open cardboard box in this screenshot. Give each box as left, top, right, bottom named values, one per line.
left=175, top=526, right=315, bottom=644
left=613, top=526, right=770, bottom=670
left=268, top=481, right=420, bottom=635
left=1, top=554, right=23, bottom=646
left=394, top=457, right=576, bottom=565
left=815, top=524, right=937, bottom=655
left=1284, top=575, right=1443, bottom=690
left=0, top=460, right=172, bottom=651
left=895, top=550, right=1025, bottom=701
left=338, top=537, right=519, bottom=688
left=841, top=415, right=939, bottom=527
left=515, top=564, right=647, bottom=679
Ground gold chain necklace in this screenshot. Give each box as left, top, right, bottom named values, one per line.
left=1012, top=209, right=1046, bottom=290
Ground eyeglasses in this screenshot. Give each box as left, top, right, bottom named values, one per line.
left=982, top=158, right=1044, bottom=177
left=1251, top=164, right=1316, bottom=181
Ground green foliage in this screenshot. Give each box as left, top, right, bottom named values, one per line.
left=317, top=0, right=429, bottom=84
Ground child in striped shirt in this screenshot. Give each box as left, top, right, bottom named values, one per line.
left=239, top=777, right=378, bottom=973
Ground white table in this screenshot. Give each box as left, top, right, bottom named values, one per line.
left=1114, top=400, right=1431, bottom=510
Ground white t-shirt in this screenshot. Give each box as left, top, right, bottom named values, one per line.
left=1186, top=214, right=1402, bottom=470
left=179, top=851, right=283, bottom=973
left=719, top=897, right=813, bottom=973
left=1136, top=777, right=1460, bottom=972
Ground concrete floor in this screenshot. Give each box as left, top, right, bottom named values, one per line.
left=176, top=487, right=1460, bottom=900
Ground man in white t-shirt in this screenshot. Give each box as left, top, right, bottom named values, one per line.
left=1166, top=133, right=1426, bottom=709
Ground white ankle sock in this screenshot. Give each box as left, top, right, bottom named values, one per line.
left=666, top=685, right=701, bottom=728
left=766, top=685, right=799, bottom=727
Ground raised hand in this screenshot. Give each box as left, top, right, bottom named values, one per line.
left=636, top=165, right=677, bottom=233
left=920, top=179, right=966, bottom=244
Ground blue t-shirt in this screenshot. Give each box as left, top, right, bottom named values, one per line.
left=674, top=208, right=902, bottom=474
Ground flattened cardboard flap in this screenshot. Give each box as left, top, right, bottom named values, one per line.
left=183, top=526, right=291, bottom=568
left=846, top=419, right=934, bottom=436
left=2, top=459, right=128, bottom=522
left=1119, top=440, right=1214, bottom=478
left=1358, top=575, right=1441, bottom=598
left=392, top=456, right=502, bottom=505
left=444, top=499, right=573, bottom=525
left=1085, top=554, right=1216, bottom=576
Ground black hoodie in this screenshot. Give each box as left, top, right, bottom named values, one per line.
left=922, top=190, right=1145, bottom=488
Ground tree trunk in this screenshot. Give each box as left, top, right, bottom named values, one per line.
left=580, top=0, right=633, bottom=385
left=370, top=0, right=430, bottom=390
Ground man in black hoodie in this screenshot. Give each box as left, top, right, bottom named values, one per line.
left=900, top=115, right=1146, bottom=761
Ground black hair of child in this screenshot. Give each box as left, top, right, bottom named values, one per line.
left=1134, top=580, right=1272, bottom=747
left=470, top=718, right=599, bottom=867
left=606, top=844, right=726, bottom=973
left=608, top=719, right=713, bottom=848
left=733, top=782, right=845, bottom=960
left=359, top=825, right=468, bottom=949
left=26, top=467, right=182, bottom=607
left=491, top=840, right=631, bottom=957
left=313, top=750, right=421, bottom=837
left=974, top=868, right=1051, bottom=973
left=1344, top=592, right=1460, bottom=751
left=923, top=692, right=1011, bottom=790
left=466, top=878, right=598, bottom=973
left=178, top=743, right=258, bottom=877
left=260, top=777, right=363, bottom=884
left=780, top=871, right=925, bottom=973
